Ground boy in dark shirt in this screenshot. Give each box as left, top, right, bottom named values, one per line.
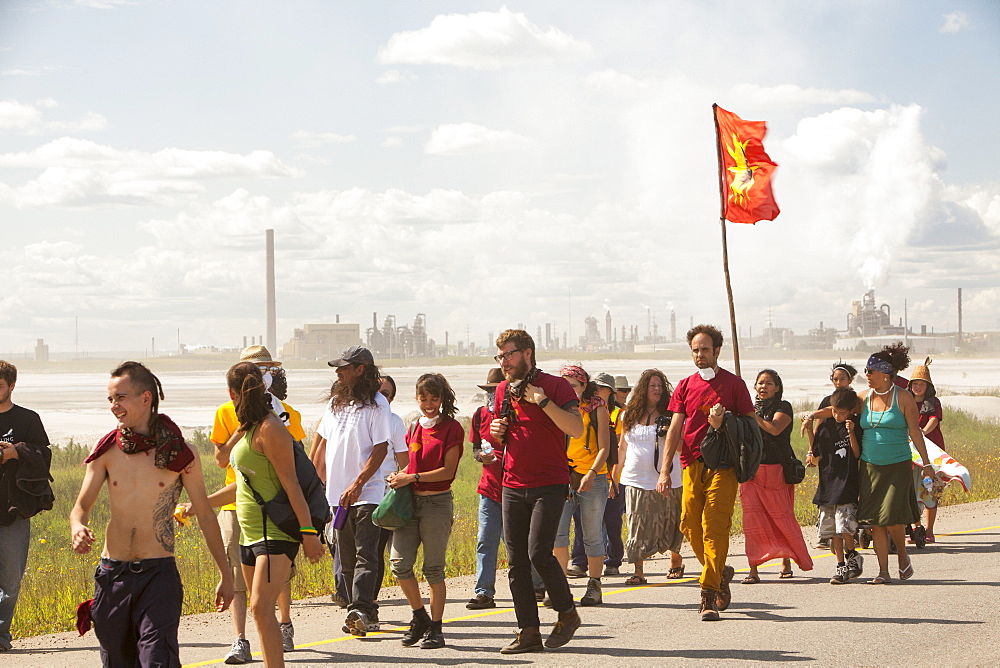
left=805, top=387, right=863, bottom=584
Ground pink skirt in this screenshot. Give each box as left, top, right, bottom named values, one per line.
left=740, top=463, right=813, bottom=570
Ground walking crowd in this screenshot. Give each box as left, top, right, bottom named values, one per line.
left=0, top=324, right=959, bottom=666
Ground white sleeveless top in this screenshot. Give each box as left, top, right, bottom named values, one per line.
left=620, top=423, right=681, bottom=491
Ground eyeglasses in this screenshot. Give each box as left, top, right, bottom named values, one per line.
left=494, top=348, right=524, bottom=363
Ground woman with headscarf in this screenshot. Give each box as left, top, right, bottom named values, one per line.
left=553, top=365, right=610, bottom=607
left=857, top=343, right=935, bottom=584
left=741, top=369, right=813, bottom=583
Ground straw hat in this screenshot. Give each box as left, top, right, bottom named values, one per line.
left=909, top=357, right=933, bottom=387
left=478, top=367, right=505, bottom=391
left=240, top=345, right=281, bottom=366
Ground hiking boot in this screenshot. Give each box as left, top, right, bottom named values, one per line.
left=420, top=620, right=445, bottom=649
left=603, top=565, right=620, bottom=576
left=224, top=638, right=251, bottom=664
left=345, top=610, right=370, bottom=637
left=846, top=552, right=864, bottom=579
left=466, top=594, right=496, bottom=610
left=280, top=622, right=294, bottom=652
left=830, top=564, right=850, bottom=584
left=565, top=564, right=587, bottom=578
left=579, top=577, right=603, bottom=606
left=500, top=626, right=544, bottom=654
left=544, top=607, right=581, bottom=648
left=401, top=610, right=431, bottom=647
left=699, top=590, right=720, bottom=621
left=717, top=565, right=735, bottom=611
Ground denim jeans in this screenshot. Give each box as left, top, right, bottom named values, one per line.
left=572, top=486, right=625, bottom=568
left=335, top=504, right=385, bottom=617
left=0, top=517, right=30, bottom=649
left=502, top=484, right=574, bottom=629
left=474, top=495, right=503, bottom=597
left=556, top=474, right=609, bottom=557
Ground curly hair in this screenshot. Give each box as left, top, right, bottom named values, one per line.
left=328, top=362, right=383, bottom=411
left=110, top=361, right=165, bottom=430
left=415, top=373, right=457, bottom=420
left=871, top=341, right=910, bottom=374
left=687, top=324, right=723, bottom=349
left=621, top=368, right=672, bottom=433
left=0, top=360, right=16, bottom=386
left=227, top=362, right=271, bottom=431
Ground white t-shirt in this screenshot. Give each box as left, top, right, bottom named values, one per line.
left=376, top=411, right=409, bottom=492
left=620, top=423, right=682, bottom=490
left=318, top=392, right=392, bottom=507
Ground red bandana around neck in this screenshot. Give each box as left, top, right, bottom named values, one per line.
left=85, top=413, right=194, bottom=473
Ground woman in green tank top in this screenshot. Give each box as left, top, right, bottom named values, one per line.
left=227, top=362, right=324, bottom=668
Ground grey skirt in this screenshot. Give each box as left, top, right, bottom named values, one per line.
left=858, top=459, right=920, bottom=527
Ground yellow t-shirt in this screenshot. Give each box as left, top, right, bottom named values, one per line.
left=609, top=405, right=623, bottom=483
left=567, top=406, right=609, bottom=476
left=211, top=399, right=306, bottom=511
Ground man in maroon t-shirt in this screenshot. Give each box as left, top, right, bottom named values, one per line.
left=485, top=329, right=583, bottom=654
left=656, top=324, right=755, bottom=621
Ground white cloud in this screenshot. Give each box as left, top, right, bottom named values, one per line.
left=0, top=99, right=106, bottom=134
left=375, top=70, right=418, bottom=84
left=424, top=122, right=533, bottom=155
left=940, top=11, right=970, bottom=33
left=377, top=6, right=592, bottom=70
left=728, top=83, right=878, bottom=107
left=1, top=65, right=60, bottom=77
left=384, top=125, right=422, bottom=134
left=381, top=137, right=403, bottom=148
left=289, top=130, right=357, bottom=148
left=0, top=137, right=300, bottom=207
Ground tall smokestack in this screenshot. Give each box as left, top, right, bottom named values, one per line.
left=265, top=229, right=276, bottom=354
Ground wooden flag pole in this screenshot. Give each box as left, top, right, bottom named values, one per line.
left=712, top=103, right=742, bottom=377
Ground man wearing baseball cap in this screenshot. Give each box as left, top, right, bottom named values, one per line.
left=310, top=345, right=390, bottom=637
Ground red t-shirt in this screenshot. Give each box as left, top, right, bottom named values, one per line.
left=470, top=405, right=503, bottom=503
left=668, top=368, right=755, bottom=469
left=917, top=397, right=944, bottom=448
left=493, top=371, right=579, bottom=489
left=405, top=418, right=465, bottom=493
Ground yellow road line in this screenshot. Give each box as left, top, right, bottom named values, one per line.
left=183, top=521, right=999, bottom=667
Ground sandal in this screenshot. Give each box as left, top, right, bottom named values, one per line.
left=899, top=559, right=914, bottom=580
left=625, top=575, right=647, bottom=586
left=742, top=574, right=760, bottom=584
left=868, top=572, right=892, bottom=584
left=667, top=565, right=685, bottom=579
left=779, top=569, right=794, bottom=579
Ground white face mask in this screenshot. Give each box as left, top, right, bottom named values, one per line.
left=261, top=370, right=273, bottom=391
left=697, top=367, right=716, bottom=382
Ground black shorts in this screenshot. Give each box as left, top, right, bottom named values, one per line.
left=240, top=540, right=300, bottom=567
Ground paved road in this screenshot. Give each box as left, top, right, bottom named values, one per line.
left=15, top=498, right=1000, bottom=666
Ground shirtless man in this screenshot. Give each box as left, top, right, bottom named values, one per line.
left=70, top=361, right=234, bottom=667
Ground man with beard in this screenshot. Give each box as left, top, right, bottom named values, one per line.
left=310, top=346, right=390, bottom=638
left=486, top=329, right=584, bottom=654
left=656, top=325, right=755, bottom=621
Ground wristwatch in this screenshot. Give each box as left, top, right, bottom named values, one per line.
left=538, top=397, right=550, bottom=409
left=414, top=473, right=421, bottom=482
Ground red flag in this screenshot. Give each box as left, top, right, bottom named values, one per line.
left=713, top=104, right=780, bottom=224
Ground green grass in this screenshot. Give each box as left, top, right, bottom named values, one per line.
left=12, top=408, right=998, bottom=639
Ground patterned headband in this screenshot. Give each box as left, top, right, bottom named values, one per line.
left=865, top=355, right=895, bottom=376
left=560, top=365, right=589, bottom=385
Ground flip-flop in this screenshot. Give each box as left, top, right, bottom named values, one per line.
left=625, top=575, right=647, bottom=585
left=899, top=560, right=914, bottom=580
left=868, top=572, right=892, bottom=584
left=742, top=574, right=760, bottom=584
left=779, top=570, right=794, bottom=579
left=667, top=565, right=685, bottom=579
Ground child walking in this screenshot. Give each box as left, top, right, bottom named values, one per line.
left=805, top=386, right=864, bottom=584
left=387, top=373, right=464, bottom=649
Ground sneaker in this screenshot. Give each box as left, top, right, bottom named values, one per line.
left=500, top=626, right=544, bottom=654
left=542, top=594, right=553, bottom=608
left=565, top=564, right=587, bottom=578
left=830, top=564, right=850, bottom=585
left=846, top=552, right=864, bottom=579
left=330, top=592, right=349, bottom=609
left=544, top=607, right=581, bottom=648
left=280, top=622, right=294, bottom=652
left=534, top=588, right=546, bottom=602
left=420, top=621, right=445, bottom=649
left=401, top=611, right=431, bottom=647
left=466, top=594, right=496, bottom=610
left=224, top=638, right=251, bottom=665
left=603, top=565, right=620, bottom=576
left=345, top=610, right=369, bottom=637
left=579, top=577, right=603, bottom=606
left=717, top=565, right=735, bottom=612
left=699, top=590, right=720, bottom=622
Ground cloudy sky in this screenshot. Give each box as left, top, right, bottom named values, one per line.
left=1, top=1, right=998, bottom=355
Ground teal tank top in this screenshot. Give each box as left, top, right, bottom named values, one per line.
left=231, top=425, right=296, bottom=544
left=860, top=387, right=911, bottom=465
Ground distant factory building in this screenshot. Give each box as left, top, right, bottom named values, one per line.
left=280, top=322, right=362, bottom=361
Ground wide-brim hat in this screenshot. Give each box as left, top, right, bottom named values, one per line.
left=909, top=357, right=934, bottom=387
left=593, top=372, right=616, bottom=390
left=240, top=344, right=281, bottom=366
left=478, top=367, right=504, bottom=391
left=328, top=345, right=374, bottom=367
left=614, top=375, right=631, bottom=391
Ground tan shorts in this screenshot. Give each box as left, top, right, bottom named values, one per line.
left=218, top=509, right=248, bottom=592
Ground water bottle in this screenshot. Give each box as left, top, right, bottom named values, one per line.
left=922, top=475, right=934, bottom=492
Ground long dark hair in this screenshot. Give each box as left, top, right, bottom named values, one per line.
left=328, top=363, right=382, bottom=411
left=755, top=368, right=784, bottom=401
left=227, top=362, right=271, bottom=431
left=621, top=368, right=672, bottom=433
left=111, top=361, right=164, bottom=431
left=416, top=373, right=457, bottom=420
